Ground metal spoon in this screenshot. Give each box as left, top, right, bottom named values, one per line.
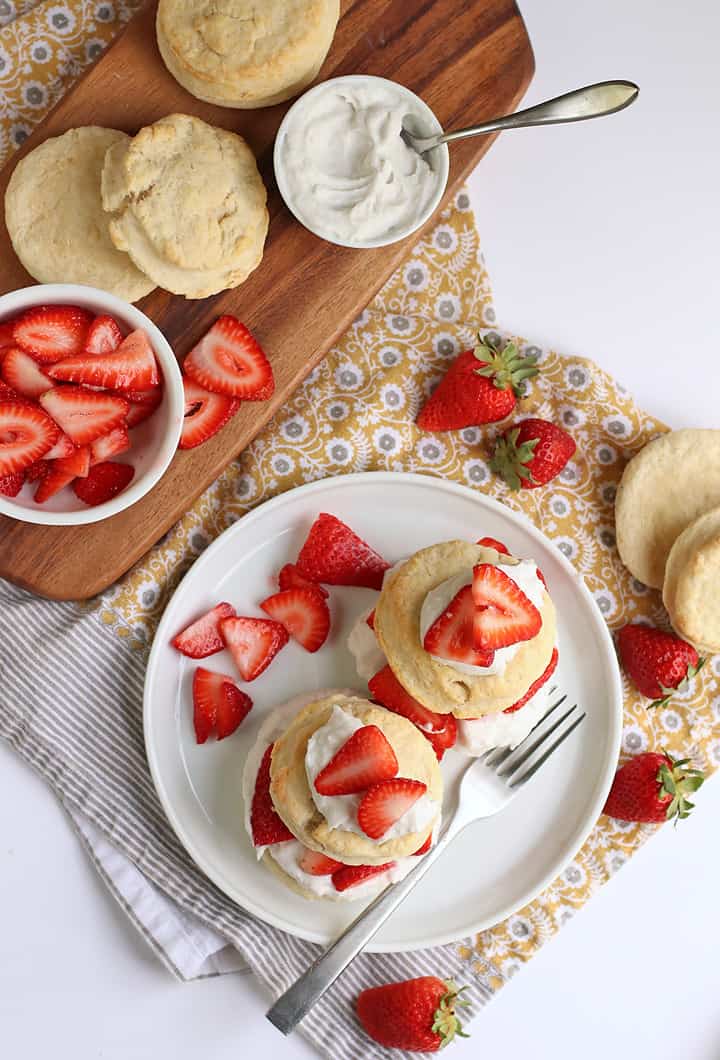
left=401, top=80, right=639, bottom=155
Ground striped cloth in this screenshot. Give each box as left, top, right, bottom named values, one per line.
left=0, top=577, right=491, bottom=1057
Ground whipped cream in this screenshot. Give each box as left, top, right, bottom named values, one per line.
left=347, top=608, right=386, bottom=681
left=305, top=704, right=439, bottom=840
left=278, top=79, right=443, bottom=245
left=419, top=560, right=546, bottom=677
left=457, top=682, right=554, bottom=757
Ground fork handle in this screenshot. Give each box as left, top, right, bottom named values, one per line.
left=266, top=816, right=465, bottom=1036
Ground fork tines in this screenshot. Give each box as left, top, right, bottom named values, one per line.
left=483, top=690, right=586, bottom=788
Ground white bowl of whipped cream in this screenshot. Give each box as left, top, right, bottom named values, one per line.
left=274, top=75, right=450, bottom=249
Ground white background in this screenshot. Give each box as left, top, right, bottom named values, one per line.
left=2, top=0, right=719, bottom=1057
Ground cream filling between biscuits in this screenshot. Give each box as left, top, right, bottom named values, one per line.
left=457, top=682, right=554, bottom=757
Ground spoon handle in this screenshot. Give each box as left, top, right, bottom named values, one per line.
left=422, top=80, right=639, bottom=151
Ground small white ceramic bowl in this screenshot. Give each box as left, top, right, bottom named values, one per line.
left=0, top=283, right=184, bottom=526
left=274, top=74, right=450, bottom=250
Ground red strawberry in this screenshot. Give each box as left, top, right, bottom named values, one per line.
left=472, top=563, right=542, bottom=650
left=617, top=624, right=705, bottom=708
left=73, top=461, right=134, bottom=506
left=48, top=328, right=159, bottom=390
left=366, top=609, right=376, bottom=630
left=0, top=471, right=24, bottom=497
left=332, top=862, right=395, bottom=893
left=178, top=376, right=239, bottom=450
left=423, top=585, right=495, bottom=668
left=44, top=433, right=75, bottom=461
left=121, top=387, right=163, bottom=428
left=172, top=602, right=237, bottom=659
left=477, top=536, right=510, bottom=555
left=250, top=744, right=295, bottom=846
left=296, top=513, right=390, bottom=590
left=192, top=667, right=252, bottom=743
left=491, top=417, right=576, bottom=490
left=277, top=562, right=329, bottom=599
left=297, top=848, right=343, bottom=876
left=219, top=615, right=289, bottom=681
left=0, top=381, right=21, bottom=402
left=34, top=446, right=91, bottom=503
left=412, top=834, right=433, bottom=856
left=1, top=347, right=53, bottom=399
left=183, top=317, right=274, bottom=400
left=416, top=334, right=538, bottom=431
left=504, top=647, right=559, bottom=713
left=260, top=588, right=330, bottom=653
left=358, top=778, right=428, bottom=839
left=314, top=725, right=398, bottom=796
left=0, top=322, right=15, bottom=349
left=356, top=976, right=468, bottom=1052
left=536, top=567, right=548, bottom=591
left=25, top=460, right=50, bottom=483
left=40, top=386, right=129, bottom=446
left=84, top=315, right=124, bottom=355
left=12, top=305, right=92, bottom=363
left=368, top=666, right=457, bottom=760
left=90, top=425, right=130, bottom=465
left=0, top=401, right=59, bottom=475
left=603, top=751, right=704, bottom=823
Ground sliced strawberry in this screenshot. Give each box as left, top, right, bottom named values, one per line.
left=13, top=305, right=92, bottom=363
left=172, top=602, right=237, bottom=659
left=368, top=666, right=457, bottom=760
left=536, top=568, right=548, bottom=591
left=90, top=425, right=130, bottom=465
left=121, top=387, right=163, bottom=428
left=423, top=585, right=495, bottom=668
left=472, top=563, right=542, bottom=651
left=297, top=848, right=343, bottom=876
left=178, top=376, right=239, bottom=450
left=504, top=647, right=559, bottom=714
left=25, top=460, right=49, bottom=483
left=366, top=609, right=376, bottom=631
left=296, top=513, right=390, bottom=590
left=0, top=322, right=16, bottom=349
left=84, top=315, right=124, bottom=355
left=357, top=778, right=428, bottom=839
left=44, top=433, right=76, bottom=460
left=0, top=471, right=24, bottom=497
left=39, top=386, right=129, bottom=445
left=260, top=588, right=330, bottom=653
left=477, top=536, right=510, bottom=555
left=332, top=862, right=395, bottom=892
left=48, top=328, right=159, bottom=390
left=277, top=562, right=329, bottom=599
left=219, top=615, right=289, bottom=681
left=314, top=725, right=398, bottom=796
left=34, top=446, right=91, bottom=503
left=0, top=381, right=21, bottom=402
left=1, top=347, right=53, bottom=399
left=192, top=667, right=252, bottom=744
left=73, top=461, right=134, bottom=506
left=183, top=317, right=274, bottom=400
left=412, top=834, right=433, bottom=856
left=251, top=744, right=295, bottom=846
left=0, top=401, right=59, bottom=475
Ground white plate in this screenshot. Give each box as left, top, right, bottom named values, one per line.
left=144, top=472, right=622, bottom=952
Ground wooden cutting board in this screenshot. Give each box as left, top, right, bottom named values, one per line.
left=0, top=0, right=533, bottom=600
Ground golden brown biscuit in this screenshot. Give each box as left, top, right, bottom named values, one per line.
left=663, top=505, right=720, bottom=653
left=270, top=694, right=442, bottom=865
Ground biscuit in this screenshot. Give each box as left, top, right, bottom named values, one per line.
left=101, top=113, right=268, bottom=299
left=4, top=127, right=155, bottom=303
left=270, top=694, right=442, bottom=865
left=663, top=505, right=720, bottom=653
left=615, top=429, right=720, bottom=589
left=156, top=0, right=340, bottom=109
left=374, top=541, right=557, bottom=717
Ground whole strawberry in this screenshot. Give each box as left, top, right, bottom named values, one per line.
left=356, top=976, right=469, bottom=1052
left=490, top=417, right=576, bottom=490
left=416, top=334, right=538, bottom=432
left=617, top=623, right=705, bottom=708
left=603, top=751, right=704, bottom=824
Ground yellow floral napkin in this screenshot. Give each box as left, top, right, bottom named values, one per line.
left=2, top=0, right=718, bottom=1023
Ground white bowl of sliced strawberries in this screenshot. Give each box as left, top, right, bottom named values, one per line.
left=0, top=284, right=184, bottom=525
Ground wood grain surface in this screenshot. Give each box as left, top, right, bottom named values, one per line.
left=0, top=0, right=534, bottom=600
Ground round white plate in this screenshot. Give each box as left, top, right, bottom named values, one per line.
left=144, top=472, right=622, bottom=952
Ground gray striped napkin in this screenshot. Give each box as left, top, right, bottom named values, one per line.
left=0, top=575, right=491, bottom=1058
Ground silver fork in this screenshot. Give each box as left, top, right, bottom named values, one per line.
left=266, top=691, right=585, bottom=1035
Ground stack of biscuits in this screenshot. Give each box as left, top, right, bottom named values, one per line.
left=616, top=428, right=720, bottom=654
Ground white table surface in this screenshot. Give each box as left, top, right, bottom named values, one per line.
left=2, top=0, right=719, bottom=1057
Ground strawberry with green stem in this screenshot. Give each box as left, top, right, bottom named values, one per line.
left=617, top=623, right=705, bottom=708
left=491, top=417, right=576, bottom=490
left=604, top=751, right=704, bottom=824
left=356, top=976, right=470, bottom=1052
